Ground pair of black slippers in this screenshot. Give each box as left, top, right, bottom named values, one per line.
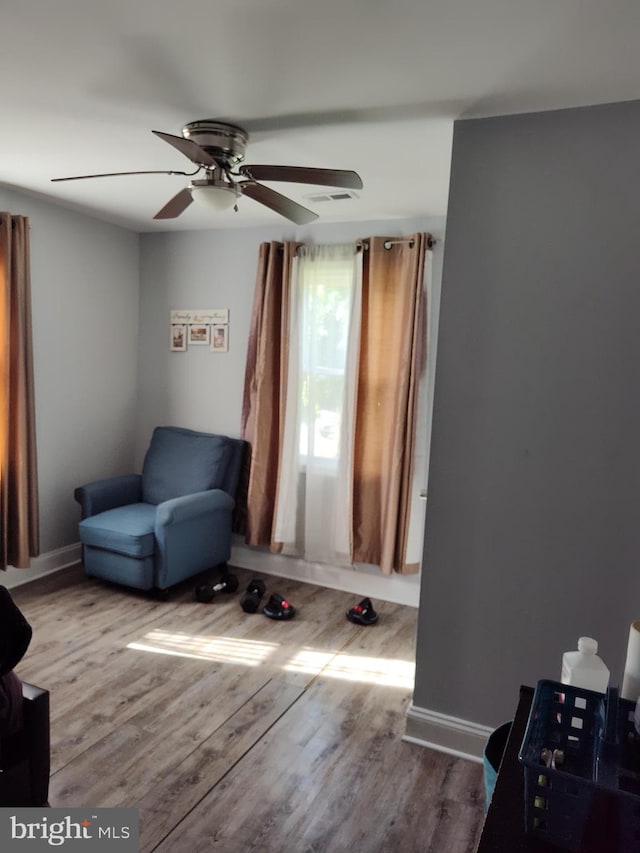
left=263, top=593, right=296, bottom=621
left=346, top=597, right=378, bottom=626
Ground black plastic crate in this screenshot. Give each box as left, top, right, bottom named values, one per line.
left=519, top=679, right=640, bottom=851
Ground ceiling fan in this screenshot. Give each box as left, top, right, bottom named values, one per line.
left=51, top=120, right=363, bottom=225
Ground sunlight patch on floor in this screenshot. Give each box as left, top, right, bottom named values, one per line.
left=127, top=631, right=415, bottom=686
left=127, top=630, right=278, bottom=666
left=285, top=648, right=415, bottom=688
left=282, top=648, right=336, bottom=675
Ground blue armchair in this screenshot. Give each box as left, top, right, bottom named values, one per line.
left=74, top=426, right=247, bottom=594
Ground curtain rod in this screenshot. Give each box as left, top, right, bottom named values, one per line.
left=282, top=235, right=436, bottom=254
left=356, top=235, right=436, bottom=252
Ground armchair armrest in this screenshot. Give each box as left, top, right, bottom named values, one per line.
left=155, top=489, right=234, bottom=528
left=154, top=490, right=236, bottom=589
left=74, top=474, right=142, bottom=519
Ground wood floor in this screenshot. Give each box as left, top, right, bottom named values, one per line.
left=10, top=565, right=485, bottom=852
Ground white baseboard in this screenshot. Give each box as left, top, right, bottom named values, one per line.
left=2, top=540, right=420, bottom=606
left=403, top=703, right=493, bottom=763
left=230, top=542, right=420, bottom=607
left=2, top=543, right=82, bottom=589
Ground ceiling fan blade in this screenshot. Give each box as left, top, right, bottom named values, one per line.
left=239, top=165, right=363, bottom=190
left=51, top=169, right=197, bottom=182
left=153, top=188, right=193, bottom=220
left=152, top=130, right=217, bottom=168
left=240, top=182, right=318, bottom=225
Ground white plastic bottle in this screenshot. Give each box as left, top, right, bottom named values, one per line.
left=561, top=637, right=610, bottom=693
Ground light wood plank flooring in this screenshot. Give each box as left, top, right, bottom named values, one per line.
left=10, top=565, right=484, bottom=852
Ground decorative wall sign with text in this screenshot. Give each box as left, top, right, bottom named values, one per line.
left=170, top=309, right=229, bottom=353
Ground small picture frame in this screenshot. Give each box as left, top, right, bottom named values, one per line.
left=211, top=324, right=229, bottom=352
left=188, top=324, right=211, bottom=346
left=170, top=324, right=187, bottom=352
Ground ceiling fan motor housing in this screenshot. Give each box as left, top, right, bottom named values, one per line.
left=182, top=120, right=248, bottom=167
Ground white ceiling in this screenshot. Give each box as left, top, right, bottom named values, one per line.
left=3, top=0, right=640, bottom=232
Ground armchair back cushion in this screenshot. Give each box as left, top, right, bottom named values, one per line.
left=141, top=426, right=231, bottom=505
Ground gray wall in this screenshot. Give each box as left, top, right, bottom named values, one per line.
left=413, top=100, right=640, bottom=727
left=136, top=216, right=444, bottom=463
left=0, top=183, right=442, bottom=600
left=136, top=215, right=444, bottom=600
left=0, top=188, right=140, bottom=554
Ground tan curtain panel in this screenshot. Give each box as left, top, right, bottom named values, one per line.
left=0, top=213, right=39, bottom=570
left=242, top=233, right=429, bottom=574
left=352, top=234, right=427, bottom=574
left=240, top=241, right=298, bottom=547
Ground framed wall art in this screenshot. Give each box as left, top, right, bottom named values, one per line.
left=170, top=309, right=230, bottom=353
left=188, top=324, right=211, bottom=346
left=211, top=324, right=229, bottom=352
left=170, top=323, right=187, bottom=352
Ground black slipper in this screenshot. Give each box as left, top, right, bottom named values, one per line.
left=346, top=597, right=378, bottom=625
left=263, top=593, right=296, bottom=620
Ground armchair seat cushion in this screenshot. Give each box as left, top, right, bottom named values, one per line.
left=79, top=503, right=157, bottom=558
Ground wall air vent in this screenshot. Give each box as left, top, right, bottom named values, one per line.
left=304, top=191, right=360, bottom=203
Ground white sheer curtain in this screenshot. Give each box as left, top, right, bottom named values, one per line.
left=273, top=244, right=360, bottom=564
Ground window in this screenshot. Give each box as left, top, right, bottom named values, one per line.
left=267, top=234, right=430, bottom=570
left=297, top=252, right=354, bottom=463
left=274, top=244, right=358, bottom=559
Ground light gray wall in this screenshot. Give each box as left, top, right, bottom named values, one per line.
left=413, top=100, right=640, bottom=727
left=136, top=216, right=444, bottom=465
left=136, top=216, right=444, bottom=601
left=0, top=188, right=140, bottom=553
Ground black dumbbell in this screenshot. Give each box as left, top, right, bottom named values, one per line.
left=240, top=579, right=266, bottom=613
left=195, top=572, right=239, bottom=603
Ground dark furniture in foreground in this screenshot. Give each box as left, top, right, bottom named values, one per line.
left=0, top=681, right=50, bottom=806
left=0, top=586, right=50, bottom=806
left=477, top=686, right=638, bottom=853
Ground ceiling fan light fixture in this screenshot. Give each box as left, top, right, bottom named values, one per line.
left=190, top=183, right=238, bottom=212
